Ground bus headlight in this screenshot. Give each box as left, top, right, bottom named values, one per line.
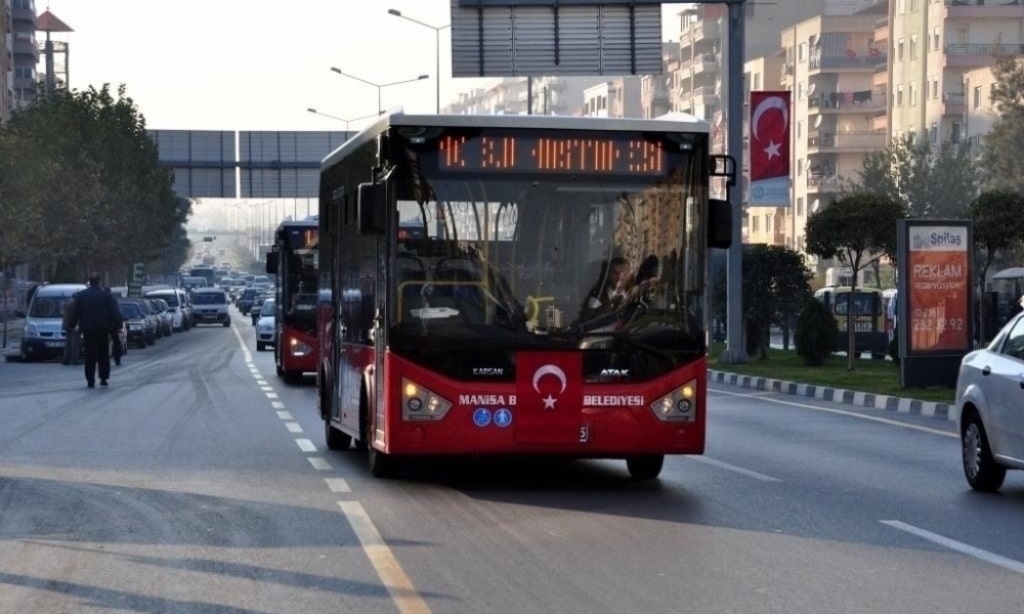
left=648, top=380, right=697, bottom=422
left=289, top=338, right=312, bottom=356
left=402, top=377, right=452, bottom=421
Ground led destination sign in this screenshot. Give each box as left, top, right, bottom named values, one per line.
left=437, top=133, right=670, bottom=176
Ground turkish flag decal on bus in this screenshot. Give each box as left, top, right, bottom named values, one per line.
left=514, top=352, right=583, bottom=445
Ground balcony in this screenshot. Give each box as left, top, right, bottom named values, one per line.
left=808, top=89, right=886, bottom=113
left=944, top=0, right=1024, bottom=19
left=679, top=20, right=721, bottom=48
left=806, top=175, right=843, bottom=193
left=942, top=91, right=965, bottom=115
left=809, top=53, right=886, bottom=73
left=945, top=43, right=1024, bottom=68
left=807, top=130, right=886, bottom=152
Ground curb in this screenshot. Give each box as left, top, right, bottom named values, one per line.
left=708, top=370, right=958, bottom=423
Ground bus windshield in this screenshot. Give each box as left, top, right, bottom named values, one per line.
left=390, top=143, right=706, bottom=360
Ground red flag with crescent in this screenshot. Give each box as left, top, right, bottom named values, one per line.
left=749, top=91, right=790, bottom=182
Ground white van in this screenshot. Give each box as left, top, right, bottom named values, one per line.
left=20, top=283, right=87, bottom=362
left=145, top=288, right=191, bottom=332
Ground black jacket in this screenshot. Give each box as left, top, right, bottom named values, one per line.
left=71, top=286, right=120, bottom=332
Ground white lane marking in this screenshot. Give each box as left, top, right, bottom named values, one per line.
left=881, top=520, right=1024, bottom=575
left=338, top=501, right=432, bottom=614
left=308, top=457, right=332, bottom=470
left=266, top=392, right=279, bottom=399
left=285, top=422, right=304, bottom=434
left=256, top=380, right=268, bottom=386
left=271, top=401, right=285, bottom=409
left=296, top=439, right=317, bottom=452
left=325, top=478, right=350, bottom=492
left=250, top=370, right=261, bottom=376
left=277, top=411, right=294, bottom=420
left=711, top=388, right=956, bottom=439
left=260, top=386, right=274, bottom=392
left=689, top=455, right=782, bottom=482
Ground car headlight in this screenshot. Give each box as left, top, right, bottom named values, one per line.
left=402, top=378, right=452, bottom=421
left=25, top=323, right=38, bottom=337
left=648, top=379, right=697, bottom=422
left=288, top=338, right=311, bottom=356
left=129, top=323, right=142, bottom=330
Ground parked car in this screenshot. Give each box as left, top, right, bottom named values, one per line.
left=147, top=298, right=174, bottom=337
left=256, top=298, right=276, bottom=352
left=955, top=312, right=1024, bottom=491
left=144, top=288, right=190, bottom=332
left=19, top=283, right=87, bottom=362
left=118, top=299, right=157, bottom=347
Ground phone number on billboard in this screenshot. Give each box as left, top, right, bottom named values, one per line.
left=911, top=317, right=965, bottom=332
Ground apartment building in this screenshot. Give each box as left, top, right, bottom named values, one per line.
left=962, top=61, right=1003, bottom=156
left=889, top=0, right=1024, bottom=145
left=1, top=0, right=11, bottom=125
left=640, top=43, right=679, bottom=119
left=778, top=7, right=889, bottom=260
left=10, top=0, right=36, bottom=109
left=582, top=77, right=642, bottom=118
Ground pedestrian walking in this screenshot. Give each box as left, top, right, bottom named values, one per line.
left=61, top=292, right=82, bottom=366
left=109, top=295, right=124, bottom=367
left=68, top=273, right=120, bottom=388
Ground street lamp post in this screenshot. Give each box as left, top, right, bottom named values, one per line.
left=329, top=67, right=429, bottom=114
left=306, top=108, right=384, bottom=134
left=387, top=9, right=450, bottom=114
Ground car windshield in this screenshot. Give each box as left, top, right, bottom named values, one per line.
left=261, top=300, right=276, bottom=316
left=149, top=293, right=178, bottom=307
left=118, top=303, right=142, bottom=319
left=29, top=296, right=74, bottom=318
left=193, top=292, right=227, bottom=305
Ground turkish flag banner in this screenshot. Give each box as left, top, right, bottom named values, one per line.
left=749, top=91, right=791, bottom=206
left=514, top=352, right=584, bottom=446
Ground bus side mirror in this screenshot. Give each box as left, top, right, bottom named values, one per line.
left=358, top=182, right=387, bottom=235
left=265, top=252, right=278, bottom=275
left=708, top=199, right=732, bottom=249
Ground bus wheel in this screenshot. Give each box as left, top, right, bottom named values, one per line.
left=626, top=455, right=664, bottom=481
left=367, top=445, right=400, bottom=478
left=325, top=418, right=352, bottom=451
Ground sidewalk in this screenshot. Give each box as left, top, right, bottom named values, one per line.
left=708, top=368, right=956, bottom=424
left=0, top=316, right=24, bottom=362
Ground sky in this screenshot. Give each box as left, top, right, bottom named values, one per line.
left=41, top=0, right=692, bottom=132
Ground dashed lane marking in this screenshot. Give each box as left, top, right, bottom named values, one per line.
left=285, top=422, right=304, bottom=434
left=277, top=411, right=294, bottom=420
left=881, top=520, right=1024, bottom=574
left=325, top=478, right=350, bottom=492
left=271, top=401, right=285, bottom=409
left=338, top=501, right=433, bottom=614
left=266, top=392, right=279, bottom=399
left=296, top=439, right=317, bottom=452
left=308, top=457, right=332, bottom=470
left=689, top=455, right=782, bottom=482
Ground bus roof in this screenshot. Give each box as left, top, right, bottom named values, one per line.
left=275, top=217, right=318, bottom=231
left=322, top=109, right=711, bottom=170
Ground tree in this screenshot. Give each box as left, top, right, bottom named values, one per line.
left=967, top=189, right=1024, bottom=342
left=805, top=192, right=906, bottom=370
left=0, top=84, right=185, bottom=281
left=981, top=54, right=1024, bottom=191
left=713, top=245, right=812, bottom=359
left=846, top=134, right=977, bottom=219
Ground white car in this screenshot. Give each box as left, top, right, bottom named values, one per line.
left=256, top=299, right=276, bottom=352
left=955, top=313, right=1024, bottom=491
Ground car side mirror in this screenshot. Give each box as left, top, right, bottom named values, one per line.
left=358, top=182, right=387, bottom=235
left=708, top=199, right=732, bottom=249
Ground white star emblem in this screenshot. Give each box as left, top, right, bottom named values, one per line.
left=763, top=139, right=781, bottom=160
left=542, top=394, right=557, bottom=409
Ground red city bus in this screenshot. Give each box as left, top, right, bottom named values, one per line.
left=316, top=112, right=732, bottom=479
left=266, top=217, right=319, bottom=383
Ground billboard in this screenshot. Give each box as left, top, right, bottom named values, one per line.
left=897, top=220, right=973, bottom=388
left=748, top=91, right=791, bottom=206
left=906, top=225, right=971, bottom=352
